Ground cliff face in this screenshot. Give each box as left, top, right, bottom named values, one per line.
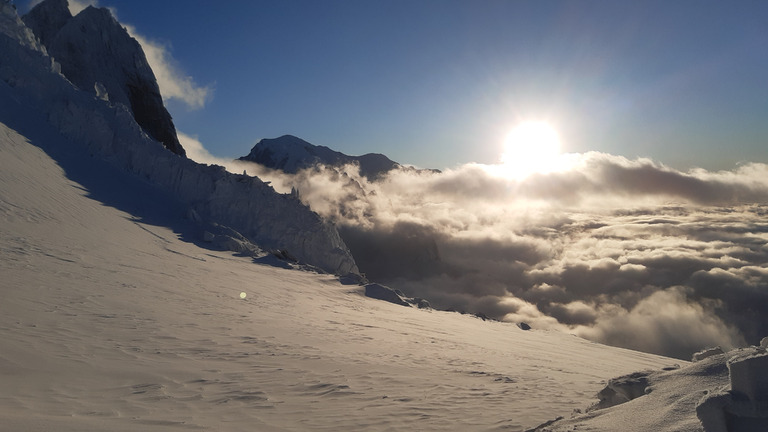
left=20, top=0, right=70, bottom=47
left=2, top=1, right=358, bottom=275
left=22, top=0, right=185, bottom=156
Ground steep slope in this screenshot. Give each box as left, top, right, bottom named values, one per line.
left=22, top=0, right=185, bottom=156
left=240, top=134, right=399, bottom=181
left=1, top=1, right=357, bottom=274
left=0, top=110, right=676, bottom=431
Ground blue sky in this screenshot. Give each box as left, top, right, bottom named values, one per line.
left=25, top=0, right=768, bottom=170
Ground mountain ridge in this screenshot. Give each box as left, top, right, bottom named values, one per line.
left=23, top=0, right=185, bottom=156
left=240, top=134, right=412, bottom=181
left=1, top=0, right=357, bottom=275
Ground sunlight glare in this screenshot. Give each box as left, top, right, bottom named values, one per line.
left=500, top=122, right=563, bottom=179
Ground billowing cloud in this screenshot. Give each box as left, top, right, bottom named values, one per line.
left=574, top=287, right=746, bottom=360
left=35, top=0, right=215, bottom=109
left=67, top=0, right=96, bottom=14
left=190, top=133, right=768, bottom=360
left=123, top=25, right=213, bottom=109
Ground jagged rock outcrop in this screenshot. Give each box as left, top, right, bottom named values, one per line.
left=239, top=135, right=399, bottom=181
left=20, top=0, right=69, bottom=47
left=1, top=1, right=358, bottom=275
left=363, top=283, right=431, bottom=309
left=22, top=0, right=185, bottom=156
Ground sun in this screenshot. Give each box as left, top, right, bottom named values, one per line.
left=500, top=122, right=562, bottom=179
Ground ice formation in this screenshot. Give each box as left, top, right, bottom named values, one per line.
left=696, top=347, right=768, bottom=432
left=23, top=0, right=185, bottom=155
left=0, top=0, right=358, bottom=275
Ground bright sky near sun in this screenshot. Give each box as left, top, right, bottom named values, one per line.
left=22, top=0, right=768, bottom=171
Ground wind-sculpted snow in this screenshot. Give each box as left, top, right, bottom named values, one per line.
left=533, top=346, right=768, bottom=432
left=0, top=2, right=357, bottom=275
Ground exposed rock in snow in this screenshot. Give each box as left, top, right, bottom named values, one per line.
left=589, top=371, right=651, bottom=411
left=20, top=0, right=69, bottom=47
left=239, top=134, right=400, bottom=181
left=1, top=3, right=358, bottom=275
left=202, top=223, right=263, bottom=257
left=363, top=283, right=432, bottom=309
left=693, top=346, right=725, bottom=362
left=408, top=297, right=431, bottom=309
left=364, top=283, right=412, bottom=307
left=22, top=0, right=185, bottom=156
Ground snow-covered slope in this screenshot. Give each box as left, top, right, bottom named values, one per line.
left=240, top=134, right=400, bottom=181
left=0, top=0, right=357, bottom=275
left=0, top=110, right=677, bottom=431
left=533, top=346, right=768, bottom=432
left=23, top=0, right=185, bottom=156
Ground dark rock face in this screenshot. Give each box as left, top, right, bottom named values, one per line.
left=125, top=80, right=185, bottom=156
left=22, top=0, right=185, bottom=156
left=20, top=0, right=70, bottom=47
left=240, top=135, right=399, bottom=181
left=364, top=283, right=412, bottom=307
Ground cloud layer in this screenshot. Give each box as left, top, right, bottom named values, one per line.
left=224, top=151, right=768, bottom=360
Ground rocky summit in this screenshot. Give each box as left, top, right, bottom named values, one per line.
left=22, top=0, right=185, bottom=156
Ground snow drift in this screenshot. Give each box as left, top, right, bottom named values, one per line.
left=531, top=345, right=768, bottom=432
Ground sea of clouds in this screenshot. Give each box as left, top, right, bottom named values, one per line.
left=190, top=144, right=768, bottom=360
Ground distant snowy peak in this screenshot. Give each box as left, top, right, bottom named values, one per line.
left=240, top=135, right=400, bottom=181
left=22, top=0, right=185, bottom=156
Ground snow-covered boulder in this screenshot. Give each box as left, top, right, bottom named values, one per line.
left=693, top=346, right=725, bottom=362
left=589, top=371, right=651, bottom=411
left=23, top=0, right=185, bottom=156
left=364, top=283, right=412, bottom=307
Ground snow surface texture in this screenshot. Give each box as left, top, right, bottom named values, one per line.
left=0, top=110, right=676, bottom=431
left=0, top=1, right=357, bottom=275
left=531, top=347, right=768, bottom=432
left=23, top=0, right=185, bottom=156
left=240, top=134, right=401, bottom=181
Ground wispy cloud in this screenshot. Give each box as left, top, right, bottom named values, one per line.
left=36, top=0, right=214, bottom=109
left=124, top=26, right=213, bottom=109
